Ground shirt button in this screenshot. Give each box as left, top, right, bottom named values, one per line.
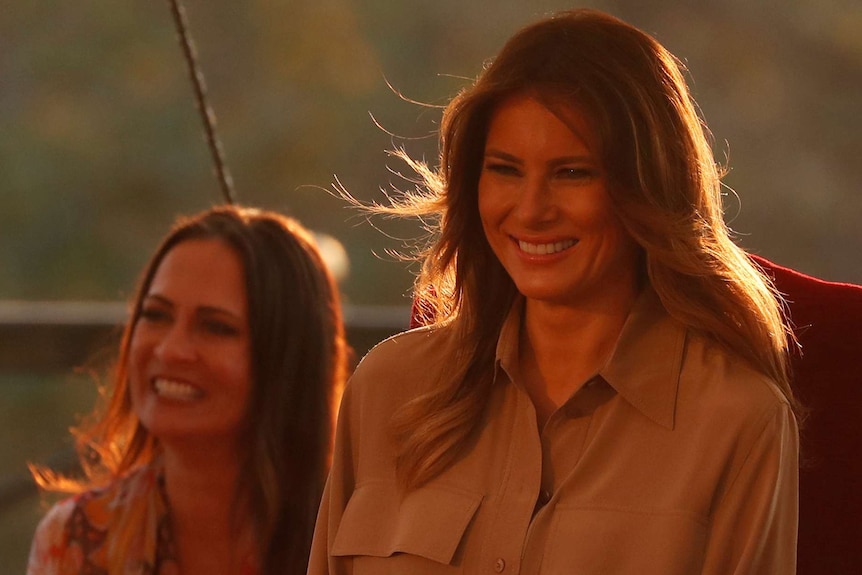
left=494, top=558, right=506, bottom=572
left=539, top=489, right=552, bottom=505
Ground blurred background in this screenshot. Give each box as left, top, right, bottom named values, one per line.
left=1, top=0, right=859, bottom=569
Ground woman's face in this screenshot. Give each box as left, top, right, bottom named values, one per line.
left=478, top=94, right=641, bottom=309
left=128, top=238, right=253, bottom=448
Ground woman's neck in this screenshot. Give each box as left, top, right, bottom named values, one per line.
left=161, top=441, right=255, bottom=575
left=163, top=443, right=240, bottom=515
left=519, top=289, right=638, bottom=428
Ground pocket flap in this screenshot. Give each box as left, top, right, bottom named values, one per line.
left=332, top=481, right=483, bottom=565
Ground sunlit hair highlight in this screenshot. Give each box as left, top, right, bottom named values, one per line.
left=372, top=9, right=798, bottom=488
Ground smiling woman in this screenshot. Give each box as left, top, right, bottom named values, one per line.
left=130, top=239, right=253, bottom=445
left=310, top=8, right=800, bottom=575
left=27, top=206, right=349, bottom=575
left=477, top=94, right=643, bottom=424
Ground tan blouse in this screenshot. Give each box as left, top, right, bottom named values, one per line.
left=309, top=289, right=798, bottom=574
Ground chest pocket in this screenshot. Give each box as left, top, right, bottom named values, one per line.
left=332, top=481, right=482, bottom=572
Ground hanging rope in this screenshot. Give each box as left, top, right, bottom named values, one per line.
left=167, top=0, right=236, bottom=204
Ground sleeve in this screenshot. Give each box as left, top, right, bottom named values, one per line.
left=26, top=497, right=76, bottom=575
left=307, top=380, right=360, bottom=575
left=701, top=402, right=799, bottom=574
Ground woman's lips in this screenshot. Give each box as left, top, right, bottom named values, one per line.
left=516, top=237, right=577, bottom=255
left=152, top=378, right=204, bottom=401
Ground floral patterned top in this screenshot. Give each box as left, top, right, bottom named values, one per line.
left=26, top=461, right=257, bottom=574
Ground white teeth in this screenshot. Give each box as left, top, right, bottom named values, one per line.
left=518, top=238, right=576, bottom=255
left=153, top=378, right=203, bottom=401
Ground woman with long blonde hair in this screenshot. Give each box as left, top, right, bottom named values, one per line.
left=310, top=9, right=799, bottom=574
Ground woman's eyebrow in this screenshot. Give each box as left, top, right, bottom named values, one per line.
left=142, top=293, right=173, bottom=306
left=484, top=149, right=595, bottom=166
left=547, top=155, right=596, bottom=166
left=196, top=305, right=245, bottom=322
left=483, top=149, right=523, bottom=163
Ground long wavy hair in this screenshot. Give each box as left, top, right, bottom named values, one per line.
left=32, top=205, right=349, bottom=573
left=380, top=9, right=798, bottom=488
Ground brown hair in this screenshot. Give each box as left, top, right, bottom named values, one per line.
left=33, top=205, right=349, bottom=573
left=379, top=9, right=797, bottom=487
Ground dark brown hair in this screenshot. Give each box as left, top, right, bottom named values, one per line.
left=34, top=205, right=349, bottom=573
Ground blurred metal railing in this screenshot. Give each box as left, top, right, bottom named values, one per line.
left=0, top=300, right=410, bottom=512
left=0, top=300, right=410, bottom=373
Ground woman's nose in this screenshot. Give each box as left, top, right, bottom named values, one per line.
left=514, top=176, right=557, bottom=225
left=154, top=323, right=197, bottom=363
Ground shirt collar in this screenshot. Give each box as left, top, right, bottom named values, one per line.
left=495, top=297, right=524, bottom=381
left=494, top=288, right=686, bottom=430
left=598, top=288, right=685, bottom=430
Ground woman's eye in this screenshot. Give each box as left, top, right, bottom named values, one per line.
left=484, top=162, right=520, bottom=176
left=139, top=307, right=170, bottom=323
left=202, top=319, right=240, bottom=337
left=558, top=167, right=595, bottom=180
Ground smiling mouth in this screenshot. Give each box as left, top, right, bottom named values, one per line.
left=152, top=378, right=204, bottom=401
left=517, top=238, right=577, bottom=255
